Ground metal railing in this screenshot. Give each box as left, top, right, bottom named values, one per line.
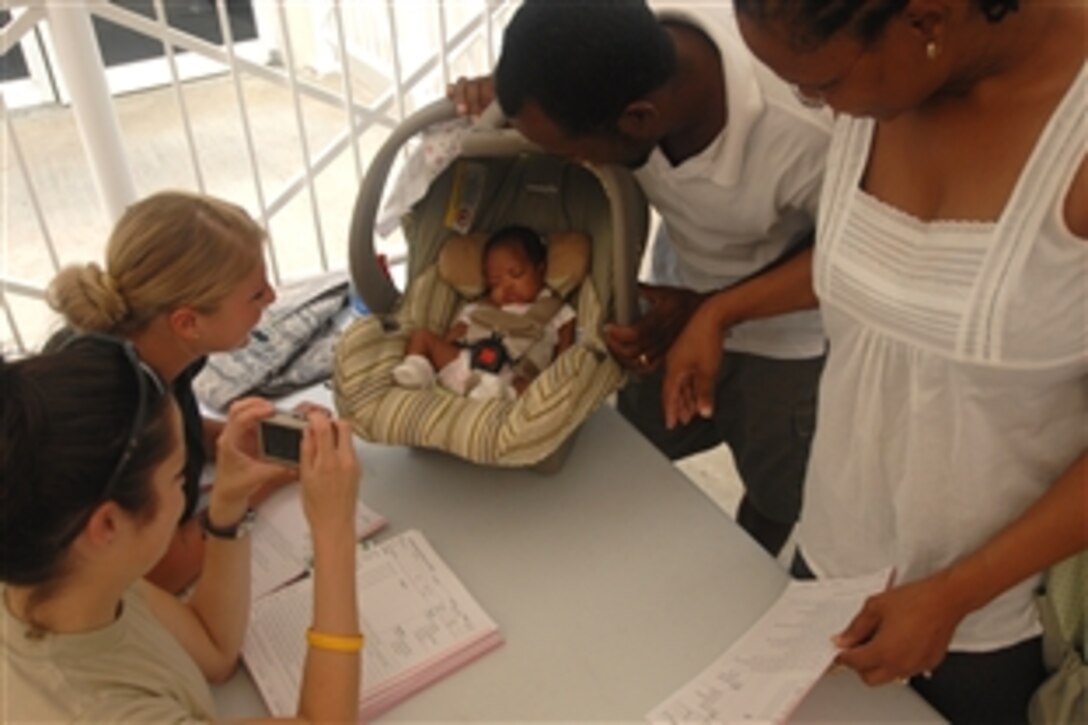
left=1, top=0, right=515, bottom=353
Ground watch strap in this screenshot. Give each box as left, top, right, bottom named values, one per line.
left=200, top=507, right=256, bottom=540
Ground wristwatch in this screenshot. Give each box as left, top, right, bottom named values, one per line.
left=200, top=507, right=256, bottom=540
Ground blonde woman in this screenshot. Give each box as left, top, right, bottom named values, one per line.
left=48, top=191, right=285, bottom=593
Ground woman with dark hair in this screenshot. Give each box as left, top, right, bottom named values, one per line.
left=1, top=336, right=362, bottom=721
left=664, top=0, right=1085, bottom=721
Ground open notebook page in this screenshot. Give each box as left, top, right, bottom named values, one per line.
left=250, top=484, right=386, bottom=600
left=242, top=529, right=503, bottom=719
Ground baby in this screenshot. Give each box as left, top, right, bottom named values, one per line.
left=393, top=225, right=576, bottom=400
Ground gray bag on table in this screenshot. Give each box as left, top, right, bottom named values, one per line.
left=193, top=271, right=349, bottom=410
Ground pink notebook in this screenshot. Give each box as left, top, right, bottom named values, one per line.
left=242, top=530, right=503, bottom=719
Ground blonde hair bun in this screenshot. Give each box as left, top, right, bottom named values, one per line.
left=47, top=191, right=266, bottom=336
left=47, top=263, right=130, bottom=333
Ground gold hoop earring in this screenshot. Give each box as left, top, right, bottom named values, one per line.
left=926, top=41, right=940, bottom=60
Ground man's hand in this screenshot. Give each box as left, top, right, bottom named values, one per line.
left=605, top=284, right=705, bottom=372
left=447, top=75, right=495, bottom=118
left=661, top=300, right=729, bottom=429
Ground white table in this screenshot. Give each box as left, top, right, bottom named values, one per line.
left=216, top=400, right=943, bottom=723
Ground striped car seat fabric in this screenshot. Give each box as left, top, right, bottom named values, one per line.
left=334, top=268, right=622, bottom=467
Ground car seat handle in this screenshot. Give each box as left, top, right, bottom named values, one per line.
left=348, top=98, right=461, bottom=314
left=475, top=100, right=506, bottom=130
left=348, top=98, right=647, bottom=328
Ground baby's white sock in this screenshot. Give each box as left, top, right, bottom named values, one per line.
left=393, top=354, right=436, bottom=388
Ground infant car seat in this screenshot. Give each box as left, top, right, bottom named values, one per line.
left=334, top=99, right=648, bottom=469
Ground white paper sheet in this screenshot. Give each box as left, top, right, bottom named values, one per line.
left=250, top=485, right=387, bottom=599
left=648, top=568, right=892, bottom=724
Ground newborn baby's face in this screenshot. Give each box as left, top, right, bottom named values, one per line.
left=485, top=242, right=545, bottom=306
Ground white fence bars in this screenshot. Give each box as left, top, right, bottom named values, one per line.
left=2, top=0, right=516, bottom=354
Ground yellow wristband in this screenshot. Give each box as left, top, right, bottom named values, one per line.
left=306, top=628, right=364, bottom=653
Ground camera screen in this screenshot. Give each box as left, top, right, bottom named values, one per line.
left=260, top=420, right=303, bottom=464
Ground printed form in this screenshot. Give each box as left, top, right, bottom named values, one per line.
left=242, top=529, right=502, bottom=719
left=249, top=485, right=386, bottom=599
left=648, top=568, right=891, bottom=724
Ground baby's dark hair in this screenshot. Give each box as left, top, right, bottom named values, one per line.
left=1, top=341, right=173, bottom=605
left=734, top=0, right=1019, bottom=49
left=485, top=225, right=548, bottom=268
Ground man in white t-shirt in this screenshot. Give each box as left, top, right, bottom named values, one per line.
left=451, top=0, right=831, bottom=554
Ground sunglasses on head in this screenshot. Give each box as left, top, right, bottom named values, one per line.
left=54, top=332, right=167, bottom=543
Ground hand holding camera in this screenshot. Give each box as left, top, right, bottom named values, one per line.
left=212, top=397, right=295, bottom=520
left=211, top=399, right=359, bottom=538
left=297, top=412, right=360, bottom=542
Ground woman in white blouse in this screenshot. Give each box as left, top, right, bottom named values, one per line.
left=663, top=0, right=1086, bottom=721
